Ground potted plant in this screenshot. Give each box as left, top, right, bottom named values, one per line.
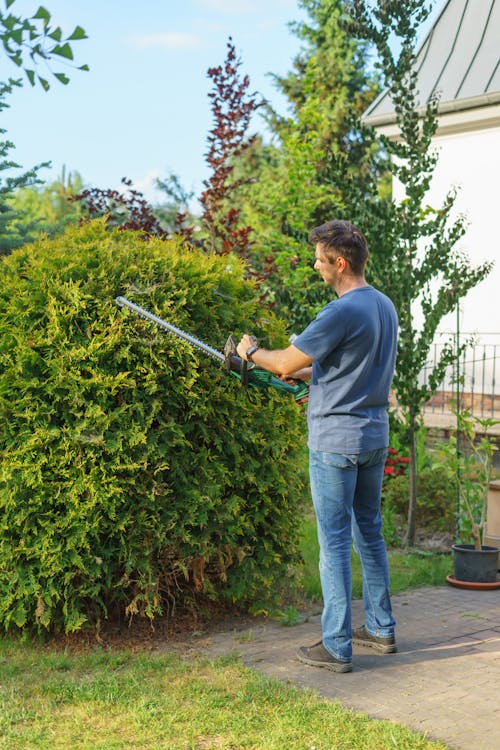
left=437, top=411, right=499, bottom=586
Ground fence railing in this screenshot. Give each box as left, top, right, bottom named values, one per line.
left=419, top=333, right=499, bottom=425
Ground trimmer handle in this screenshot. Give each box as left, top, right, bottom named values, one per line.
left=223, top=335, right=309, bottom=404
left=224, top=334, right=248, bottom=385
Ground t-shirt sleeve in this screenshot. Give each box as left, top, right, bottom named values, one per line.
left=293, top=303, right=346, bottom=362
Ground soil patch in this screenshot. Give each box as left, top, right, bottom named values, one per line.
left=40, top=531, right=453, bottom=655
left=42, top=600, right=264, bottom=655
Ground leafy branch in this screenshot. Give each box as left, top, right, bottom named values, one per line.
left=196, top=37, right=264, bottom=258
left=0, top=1, right=88, bottom=90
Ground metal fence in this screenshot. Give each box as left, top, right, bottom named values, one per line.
left=420, top=333, right=499, bottom=423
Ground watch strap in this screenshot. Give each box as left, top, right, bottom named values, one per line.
left=246, top=344, right=259, bottom=362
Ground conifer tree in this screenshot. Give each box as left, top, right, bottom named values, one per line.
left=238, top=0, right=381, bottom=329
left=5, top=167, right=83, bottom=248
left=0, top=80, right=47, bottom=254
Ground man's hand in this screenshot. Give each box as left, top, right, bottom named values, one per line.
left=237, top=334, right=258, bottom=361
left=280, top=367, right=312, bottom=383
left=237, top=335, right=313, bottom=377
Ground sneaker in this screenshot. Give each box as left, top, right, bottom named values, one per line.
left=352, top=625, right=397, bottom=654
left=296, top=641, right=352, bottom=672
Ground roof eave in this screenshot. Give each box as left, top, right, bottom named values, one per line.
left=362, top=91, right=500, bottom=128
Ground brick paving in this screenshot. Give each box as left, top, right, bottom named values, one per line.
left=203, top=586, right=500, bottom=750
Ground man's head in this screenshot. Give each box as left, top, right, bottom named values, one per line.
left=309, top=220, right=369, bottom=277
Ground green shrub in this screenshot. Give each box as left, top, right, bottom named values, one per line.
left=382, top=463, right=455, bottom=533
left=0, top=220, right=307, bottom=633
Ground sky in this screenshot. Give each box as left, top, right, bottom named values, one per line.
left=2, top=0, right=311, bottom=203
left=2, top=0, right=444, bottom=206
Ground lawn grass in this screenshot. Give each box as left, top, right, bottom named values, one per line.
left=0, top=639, right=447, bottom=750
left=298, top=513, right=452, bottom=601
left=0, top=514, right=453, bottom=749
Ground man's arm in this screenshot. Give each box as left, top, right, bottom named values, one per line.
left=237, top=334, right=313, bottom=377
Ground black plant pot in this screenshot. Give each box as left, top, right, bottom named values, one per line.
left=452, top=543, right=499, bottom=583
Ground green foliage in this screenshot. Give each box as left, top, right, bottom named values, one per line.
left=154, top=171, right=195, bottom=234
left=382, top=425, right=455, bottom=537
left=277, top=604, right=302, bottom=626
left=0, top=220, right=307, bottom=633
left=0, top=79, right=50, bottom=255
left=5, top=166, right=83, bottom=246
left=434, top=412, right=499, bottom=549
left=380, top=497, right=400, bottom=547
left=0, top=0, right=88, bottom=90
left=382, top=465, right=455, bottom=534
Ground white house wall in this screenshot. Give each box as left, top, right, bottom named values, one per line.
left=392, top=123, right=500, bottom=342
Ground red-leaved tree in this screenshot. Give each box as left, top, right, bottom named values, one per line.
left=195, top=38, right=264, bottom=258
left=73, top=38, right=264, bottom=263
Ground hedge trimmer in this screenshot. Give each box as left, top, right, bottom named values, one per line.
left=115, top=297, right=309, bottom=404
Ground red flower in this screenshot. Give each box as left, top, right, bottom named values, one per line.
left=384, top=448, right=410, bottom=477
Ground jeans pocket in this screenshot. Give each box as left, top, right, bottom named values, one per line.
left=317, top=451, right=357, bottom=470
left=359, top=447, right=388, bottom=467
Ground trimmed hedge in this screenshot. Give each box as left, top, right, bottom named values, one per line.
left=0, top=220, right=307, bottom=633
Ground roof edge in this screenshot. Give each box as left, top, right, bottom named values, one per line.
left=362, top=90, right=500, bottom=127
left=362, top=0, right=453, bottom=122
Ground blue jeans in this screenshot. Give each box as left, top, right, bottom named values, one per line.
left=309, top=448, right=395, bottom=662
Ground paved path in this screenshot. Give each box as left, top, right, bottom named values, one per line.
left=204, top=586, right=500, bottom=750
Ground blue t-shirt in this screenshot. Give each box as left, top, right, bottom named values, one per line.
left=293, top=285, right=398, bottom=454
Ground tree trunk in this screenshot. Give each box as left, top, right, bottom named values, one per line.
left=405, top=420, right=418, bottom=546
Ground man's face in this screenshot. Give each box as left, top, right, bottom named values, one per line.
left=314, top=243, right=343, bottom=288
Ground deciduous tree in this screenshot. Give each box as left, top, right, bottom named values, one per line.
left=189, top=37, right=264, bottom=258
left=350, top=0, right=493, bottom=544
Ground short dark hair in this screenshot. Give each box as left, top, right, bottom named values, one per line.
left=308, top=220, right=369, bottom=275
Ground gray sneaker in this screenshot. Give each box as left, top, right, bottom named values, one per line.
left=352, top=625, right=397, bottom=653
left=297, top=641, right=352, bottom=672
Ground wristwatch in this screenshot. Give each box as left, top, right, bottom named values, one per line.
left=245, top=344, right=259, bottom=362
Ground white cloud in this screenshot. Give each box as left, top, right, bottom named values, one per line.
left=131, top=169, right=162, bottom=200
left=131, top=32, right=201, bottom=50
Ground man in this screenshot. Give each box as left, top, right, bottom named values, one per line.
left=237, top=219, right=398, bottom=673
